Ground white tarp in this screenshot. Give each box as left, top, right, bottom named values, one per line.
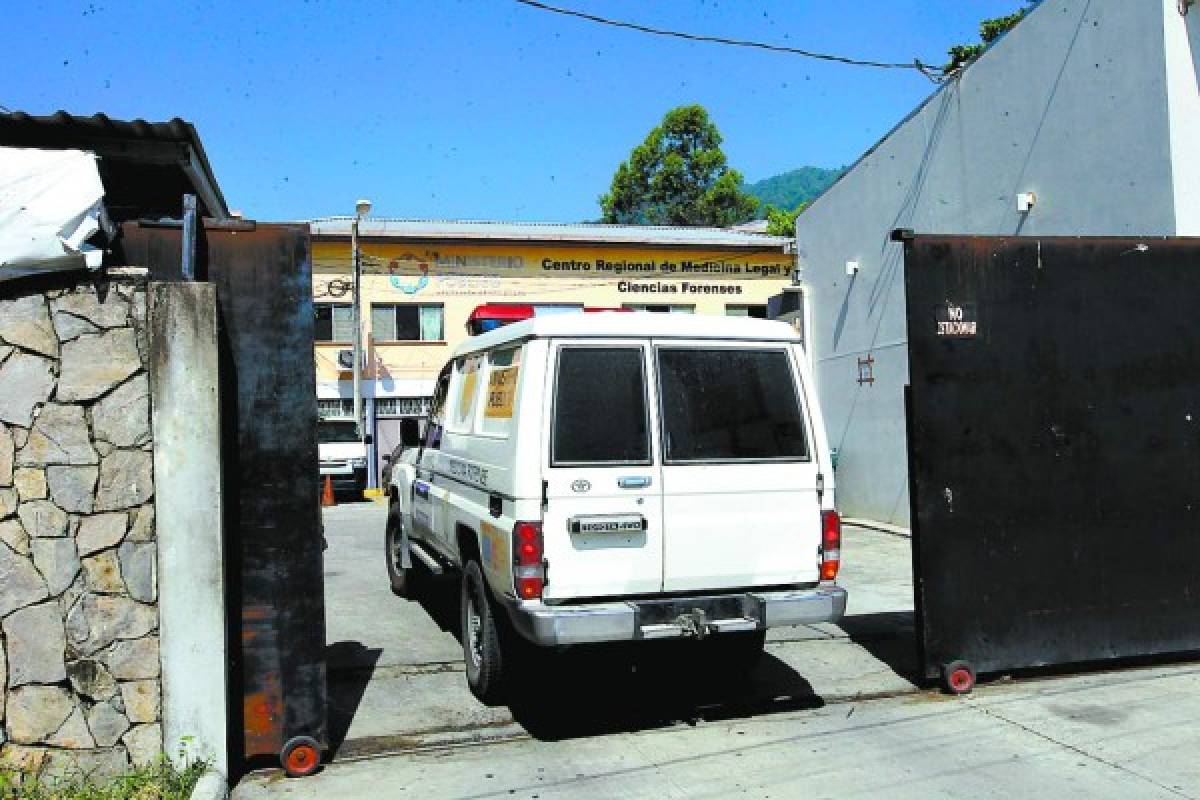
left=0, top=146, right=111, bottom=282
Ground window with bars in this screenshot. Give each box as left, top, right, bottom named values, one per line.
left=371, top=304, right=445, bottom=342
left=314, top=304, right=354, bottom=342
left=725, top=304, right=768, bottom=319
left=317, top=399, right=355, bottom=418
left=622, top=304, right=695, bottom=314
left=375, top=397, right=432, bottom=417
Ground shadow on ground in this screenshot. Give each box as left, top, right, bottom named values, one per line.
left=838, top=610, right=921, bottom=684
left=507, top=642, right=825, bottom=741
left=326, top=641, right=383, bottom=759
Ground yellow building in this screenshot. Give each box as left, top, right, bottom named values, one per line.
left=308, top=218, right=795, bottom=484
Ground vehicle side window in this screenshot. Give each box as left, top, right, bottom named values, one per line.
left=480, top=346, right=522, bottom=437
left=657, top=348, right=809, bottom=462
left=552, top=347, right=650, bottom=465
left=447, top=354, right=483, bottom=434
left=423, top=369, right=450, bottom=451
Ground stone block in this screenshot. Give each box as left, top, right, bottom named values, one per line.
left=104, top=635, right=160, bottom=681
left=67, top=658, right=118, bottom=702
left=118, top=541, right=156, bottom=603
left=45, top=466, right=97, bottom=513
left=0, top=545, right=49, bottom=617
left=122, top=723, right=161, bottom=768
left=95, top=449, right=153, bottom=511
left=0, top=743, right=48, bottom=775
left=119, top=680, right=160, bottom=724
left=91, top=375, right=151, bottom=447
left=45, top=705, right=94, bottom=749
left=127, top=503, right=154, bottom=541
left=0, top=343, right=11, bottom=364
left=40, top=746, right=131, bottom=783
left=17, top=499, right=68, bottom=538
left=57, top=329, right=141, bottom=403
left=0, top=424, right=12, bottom=486
left=2, top=601, right=67, bottom=687
left=66, top=595, right=156, bottom=656
left=0, top=487, right=15, bottom=519
left=82, top=550, right=126, bottom=593
left=0, top=353, right=56, bottom=429
left=87, top=701, right=130, bottom=748
left=52, top=288, right=131, bottom=330
left=31, top=537, right=80, bottom=595
left=51, top=310, right=101, bottom=342
left=77, top=512, right=127, bottom=555
left=0, top=518, right=30, bottom=555
left=0, top=295, right=58, bottom=358
left=17, top=404, right=97, bottom=466
left=13, top=467, right=46, bottom=501
left=4, top=685, right=74, bottom=744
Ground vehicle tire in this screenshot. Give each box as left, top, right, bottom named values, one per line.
left=461, top=560, right=508, bottom=705
left=280, top=735, right=322, bottom=777
left=385, top=506, right=420, bottom=598
left=708, top=630, right=767, bottom=673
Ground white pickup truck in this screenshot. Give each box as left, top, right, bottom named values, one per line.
left=385, top=311, right=846, bottom=703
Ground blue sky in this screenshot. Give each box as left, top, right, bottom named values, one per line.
left=5, top=1, right=1018, bottom=222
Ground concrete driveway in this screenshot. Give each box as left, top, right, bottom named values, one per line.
left=233, top=503, right=1200, bottom=798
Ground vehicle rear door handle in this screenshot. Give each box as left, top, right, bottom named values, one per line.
left=618, top=476, right=652, bottom=489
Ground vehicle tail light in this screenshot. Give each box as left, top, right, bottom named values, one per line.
left=820, top=510, right=841, bottom=582
left=512, top=521, right=545, bottom=600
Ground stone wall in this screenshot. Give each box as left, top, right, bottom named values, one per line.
left=0, top=273, right=161, bottom=780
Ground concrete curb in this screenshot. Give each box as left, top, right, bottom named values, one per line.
left=190, top=768, right=229, bottom=800
left=842, top=517, right=912, bottom=538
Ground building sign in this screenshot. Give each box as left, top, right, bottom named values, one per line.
left=312, top=242, right=791, bottom=282
left=936, top=302, right=978, bottom=337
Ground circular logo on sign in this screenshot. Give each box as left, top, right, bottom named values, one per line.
left=571, top=479, right=592, bottom=493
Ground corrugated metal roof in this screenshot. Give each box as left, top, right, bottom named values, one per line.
left=0, top=110, right=230, bottom=220
left=309, top=217, right=791, bottom=250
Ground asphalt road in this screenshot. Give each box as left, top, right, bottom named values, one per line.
left=232, top=501, right=1200, bottom=798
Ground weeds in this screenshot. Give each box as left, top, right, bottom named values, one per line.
left=0, top=757, right=206, bottom=800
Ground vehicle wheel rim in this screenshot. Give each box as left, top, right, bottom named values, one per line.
left=466, top=591, right=484, bottom=669
left=387, top=520, right=403, bottom=574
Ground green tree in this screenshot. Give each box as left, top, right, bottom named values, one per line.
left=764, top=201, right=810, bottom=237
left=943, top=5, right=1032, bottom=74
left=600, top=105, right=759, bottom=227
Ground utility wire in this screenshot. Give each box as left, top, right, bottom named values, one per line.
left=514, top=0, right=945, bottom=80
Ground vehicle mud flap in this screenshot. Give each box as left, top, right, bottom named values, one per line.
left=399, top=513, right=413, bottom=570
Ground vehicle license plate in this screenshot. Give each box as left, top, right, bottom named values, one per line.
left=569, top=515, right=646, bottom=534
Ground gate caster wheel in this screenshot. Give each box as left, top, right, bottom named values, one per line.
left=280, top=735, right=322, bottom=777
left=941, top=660, right=976, bottom=695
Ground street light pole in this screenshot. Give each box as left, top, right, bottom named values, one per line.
left=351, top=199, right=371, bottom=442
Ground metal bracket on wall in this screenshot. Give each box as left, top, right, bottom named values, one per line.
left=857, top=354, right=876, bottom=386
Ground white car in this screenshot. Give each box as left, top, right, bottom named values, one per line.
left=318, top=417, right=370, bottom=496
left=386, top=310, right=846, bottom=703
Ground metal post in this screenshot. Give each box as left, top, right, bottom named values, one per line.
left=351, top=216, right=363, bottom=441
left=181, top=194, right=197, bottom=281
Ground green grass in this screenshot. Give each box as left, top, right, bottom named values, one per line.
left=0, top=758, right=206, bottom=800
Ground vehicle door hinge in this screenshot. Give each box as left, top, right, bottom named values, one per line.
left=541, top=479, right=549, bottom=512
left=816, top=472, right=825, bottom=503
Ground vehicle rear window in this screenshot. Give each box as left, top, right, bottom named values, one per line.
left=553, top=347, right=650, bottom=465
left=657, top=349, right=808, bottom=462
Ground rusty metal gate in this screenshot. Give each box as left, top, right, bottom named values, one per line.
left=901, top=233, right=1200, bottom=687
left=121, top=220, right=326, bottom=774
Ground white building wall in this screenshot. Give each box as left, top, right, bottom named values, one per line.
left=1165, top=2, right=1200, bottom=235
left=798, top=0, right=1178, bottom=526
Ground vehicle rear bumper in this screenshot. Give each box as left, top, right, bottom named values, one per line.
left=501, top=585, right=847, bottom=646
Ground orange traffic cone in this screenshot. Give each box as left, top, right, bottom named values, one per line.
left=321, top=475, right=336, bottom=507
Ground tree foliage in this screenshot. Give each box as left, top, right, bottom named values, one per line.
left=764, top=201, right=810, bottom=237
left=943, top=5, right=1032, bottom=74
left=600, top=105, right=758, bottom=227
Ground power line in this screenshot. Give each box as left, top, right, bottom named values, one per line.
left=514, top=0, right=945, bottom=80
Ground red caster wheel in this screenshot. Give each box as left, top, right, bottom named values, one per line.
left=941, top=660, right=976, bottom=695
left=280, top=735, right=322, bottom=777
